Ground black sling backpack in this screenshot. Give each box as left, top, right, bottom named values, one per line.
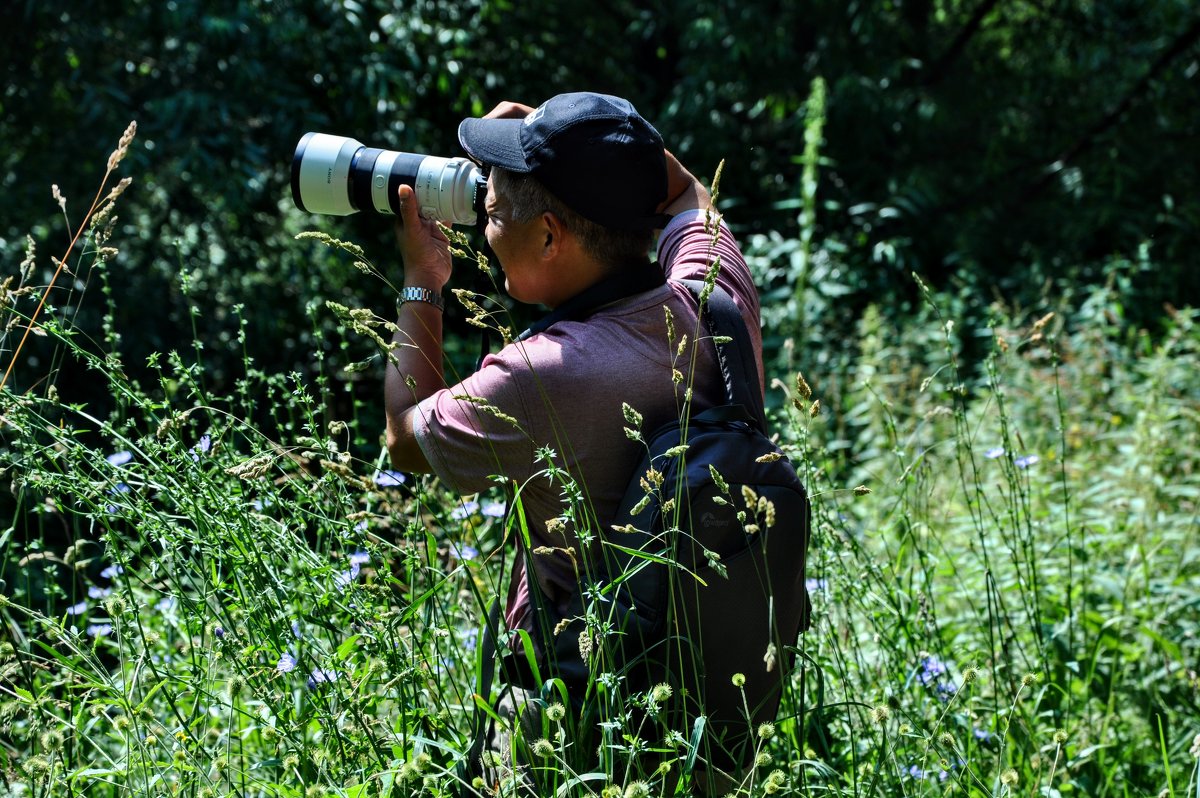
left=501, top=277, right=813, bottom=770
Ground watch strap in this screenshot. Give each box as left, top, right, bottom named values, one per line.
left=397, top=286, right=445, bottom=312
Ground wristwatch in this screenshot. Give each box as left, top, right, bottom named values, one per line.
left=397, top=286, right=445, bottom=312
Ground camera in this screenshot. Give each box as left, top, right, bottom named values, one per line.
left=291, top=132, right=485, bottom=224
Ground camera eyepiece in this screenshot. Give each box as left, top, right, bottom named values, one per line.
left=291, top=132, right=485, bottom=224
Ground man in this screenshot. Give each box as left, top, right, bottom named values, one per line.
left=383, top=92, right=765, bottom=787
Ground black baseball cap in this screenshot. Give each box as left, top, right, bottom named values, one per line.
left=457, top=92, right=670, bottom=230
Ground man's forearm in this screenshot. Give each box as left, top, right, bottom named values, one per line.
left=384, top=290, right=445, bottom=470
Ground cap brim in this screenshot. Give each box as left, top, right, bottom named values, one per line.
left=457, top=117, right=532, bottom=172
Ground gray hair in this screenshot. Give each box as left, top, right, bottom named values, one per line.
left=490, top=168, right=654, bottom=268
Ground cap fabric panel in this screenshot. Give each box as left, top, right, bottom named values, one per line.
left=457, top=92, right=668, bottom=230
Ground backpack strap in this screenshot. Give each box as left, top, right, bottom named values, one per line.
left=679, top=280, right=768, bottom=434
left=517, top=263, right=666, bottom=341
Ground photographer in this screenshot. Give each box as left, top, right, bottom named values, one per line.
left=383, top=92, right=764, bottom=791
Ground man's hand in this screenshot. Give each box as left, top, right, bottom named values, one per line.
left=484, top=101, right=536, bottom=120
left=658, top=150, right=712, bottom=218
left=394, top=184, right=452, bottom=291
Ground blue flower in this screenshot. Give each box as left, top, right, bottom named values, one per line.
left=214, top=626, right=225, bottom=639
left=973, top=728, right=994, bottom=742
left=372, top=469, right=407, bottom=488
left=985, top=446, right=1005, bottom=459
left=191, top=434, right=212, bottom=462
left=87, top=623, right=113, bottom=637
left=276, top=652, right=297, bottom=673
left=459, top=628, right=479, bottom=652
left=334, top=563, right=361, bottom=590
left=905, top=764, right=926, bottom=779
left=1015, top=454, right=1040, bottom=468
left=106, top=451, right=133, bottom=467
left=349, top=550, right=370, bottom=566
left=481, top=500, right=506, bottom=518
left=88, top=586, right=112, bottom=599
left=805, top=577, right=828, bottom=593
left=455, top=544, right=479, bottom=561
left=917, top=655, right=947, bottom=685
left=100, top=564, right=124, bottom=580
left=291, top=621, right=302, bottom=640
left=306, top=668, right=338, bottom=690
left=66, top=601, right=88, bottom=616
left=451, top=500, right=480, bottom=521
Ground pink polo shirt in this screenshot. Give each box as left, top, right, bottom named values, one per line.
left=413, top=210, right=762, bottom=638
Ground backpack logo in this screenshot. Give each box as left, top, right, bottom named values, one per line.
left=700, top=511, right=732, bottom=529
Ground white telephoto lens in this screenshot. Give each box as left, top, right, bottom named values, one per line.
left=294, top=133, right=363, bottom=216
left=413, top=156, right=482, bottom=225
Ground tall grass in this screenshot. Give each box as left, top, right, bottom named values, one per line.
left=2, top=127, right=1198, bottom=798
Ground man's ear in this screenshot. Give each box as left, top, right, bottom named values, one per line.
left=540, top=211, right=565, bottom=258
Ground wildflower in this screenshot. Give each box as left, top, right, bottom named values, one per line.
left=291, top=621, right=302, bottom=639
left=372, top=469, right=407, bottom=488
left=731, top=673, right=746, bottom=688
left=106, top=450, right=133, bottom=467
left=103, top=595, right=127, bottom=617
left=1015, top=454, right=1039, bottom=468
left=870, top=705, right=891, bottom=725
left=451, top=500, right=480, bottom=520
left=276, top=652, right=297, bottom=673
left=1000, top=769, right=1018, bottom=786
left=531, top=738, right=555, bottom=758
left=985, top=447, right=1005, bottom=459
left=545, top=702, right=566, bottom=723
left=88, top=586, right=112, bottom=599
left=758, top=722, right=776, bottom=739
left=21, top=755, right=51, bottom=778
left=307, top=668, right=338, bottom=690
left=1053, top=728, right=1069, bottom=745
left=973, top=727, right=994, bottom=742
left=905, top=764, right=925, bottom=779
left=1190, top=733, right=1200, bottom=758
left=805, top=577, right=828, bottom=593
left=763, top=770, right=787, bottom=794
left=481, top=500, right=506, bottom=518
left=39, top=729, right=65, bottom=752
left=649, top=683, right=673, bottom=703
left=213, top=626, right=225, bottom=639
left=853, top=484, right=871, bottom=495
left=455, top=544, right=479, bottom=561
left=457, top=628, right=479, bottom=652
left=191, top=434, right=212, bottom=462
left=917, top=655, right=948, bottom=685
left=623, top=782, right=650, bottom=798
left=65, top=600, right=88, bottom=616
left=349, top=550, right=370, bottom=566
left=87, top=623, right=113, bottom=638
left=334, top=563, right=361, bottom=590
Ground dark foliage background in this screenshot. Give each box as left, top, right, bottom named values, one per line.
left=3, top=0, right=1197, bottom=422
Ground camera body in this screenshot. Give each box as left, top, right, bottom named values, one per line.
left=291, top=132, right=485, bottom=225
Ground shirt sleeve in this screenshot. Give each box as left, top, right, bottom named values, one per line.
left=657, top=209, right=761, bottom=326
left=412, top=347, right=539, bottom=495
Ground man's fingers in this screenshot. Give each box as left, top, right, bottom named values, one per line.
left=485, top=101, right=535, bottom=120
left=397, top=184, right=419, bottom=225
